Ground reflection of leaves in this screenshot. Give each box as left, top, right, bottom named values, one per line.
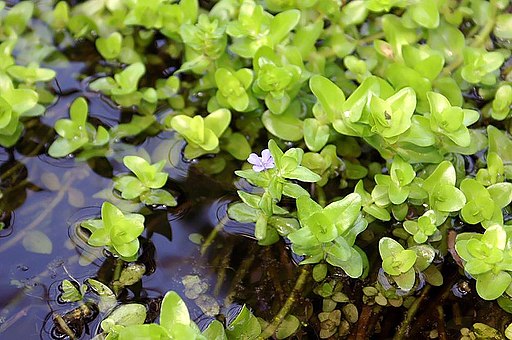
left=145, top=210, right=171, bottom=241
left=22, top=230, right=53, bottom=254
left=40, top=171, right=86, bottom=207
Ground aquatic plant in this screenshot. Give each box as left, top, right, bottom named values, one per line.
left=81, top=202, right=145, bottom=261
left=48, top=97, right=110, bottom=159
left=113, top=156, right=177, bottom=207
left=2, top=0, right=512, bottom=338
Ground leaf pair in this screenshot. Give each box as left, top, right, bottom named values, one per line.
left=170, top=109, right=231, bottom=159
left=81, top=202, right=145, bottom=260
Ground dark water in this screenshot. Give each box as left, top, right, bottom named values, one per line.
left=0, top=59, right=264, bottom=338
left=1, top=9, right=511, bottom=340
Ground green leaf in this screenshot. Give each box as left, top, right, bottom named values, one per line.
left=96, top=32, right=123, bottom=59
left=379, top=237, right=404, bottom=258
left=160, top=291, right=191, bottom=332
left=269, top=9, right=300, bottom=45
left=262, top=109, right=303, bottom=142
left=304, top=118, right=330, bottom=152
left=228, top=203, right=258, bottom=223
left=101, top=304, right=147, bottom=333
left=309, top=75, right=345, bottom=121
left=226, top=305, right=261, bottom=339
left=324, top=193, right=362, bottom=233
left=204, top=109, right=231, bottom=137
left=118, top=324, right=169, bottom=340
left=488, top=126, right=512, bottom=165
left=410, top=1, right=439, bottom=29
left=494, top=14, right=512, bottom=39
left=285, top=166, right=321, bottom=182
left=112, top=62, right=145, bottom=95
left=476, top=271, right=511, bottom=300
left=202, top=320, right=227, bottom=340
left=276, top=315, right=300, bottom=339
left=423, top=161, right=456, bottom=192
left=60, top=279, right=84, bottom=302
left=5, top=88, right=38, bottom=114
left=393, top=268, right=416, bottom=291
left=327, top=246, right=364, bottom=278
left=140, top=189, right=177, bottom=207
left=488, top=183, right=512, bottom=208
left=296, top=195, right=323, bottom=221
left=313, top=263, right=328, bottom=282
left=223, top=132, right=251, bottom=160
left=431, top=184, right=466, bottom=212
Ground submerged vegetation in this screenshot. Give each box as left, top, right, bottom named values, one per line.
left=1, top=0, right=512, bottom=338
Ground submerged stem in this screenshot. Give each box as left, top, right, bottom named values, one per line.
left=393, top=285, right=431, bottom=340
left=224, top=243, right=257, bottom=306
left=214, top=241, right=234, bottom=297
left=258, top=265, right=311, bottom=339
left=201, top=215, right=229, bottom=255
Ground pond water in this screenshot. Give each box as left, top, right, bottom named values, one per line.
left=0, top=56, right=313, bottom=337
left=1, top=1, right=512, bottom=339
left=0, top=57, right=262, bottom=338
left=0, top=86, right=509, bottom=339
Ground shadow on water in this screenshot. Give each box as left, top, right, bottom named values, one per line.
left=0, top=87, right=291, bottom=338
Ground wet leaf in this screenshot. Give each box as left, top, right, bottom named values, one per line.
left=275, top=315, right=300, bottom=339
left=100, top=304, right=147, bottom=333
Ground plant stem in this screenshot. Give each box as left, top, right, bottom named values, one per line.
left=113, top=258, right=124, bottom=282
left=358, top=32, right=385, bottom=45
left=224, top=243, right=257, bottom=306
left=351, top=304, right=382, bottom=339
left=201, top=215, right=229, bottom=255
left=258, top=265, right=311, bottom=339
left=437, top=305, right=448, bottom=340
left=316, top=185, right=326, bottom=207
left=442, top=1, right=498, bottom=76
left=53, top=313, right=77, bottom=340
left=393, top=285, right=431, bottom=340
left=214, top=241, right=233, bottom=297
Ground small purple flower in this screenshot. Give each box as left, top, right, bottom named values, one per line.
left=247, top=149, right=275, bottom=172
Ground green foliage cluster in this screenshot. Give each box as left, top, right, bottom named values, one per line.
left=0, top=1, right=57, bottom=147
left=98, top=290, right=261, bottom=340
left=113, top=156, right=177, bottom=207
left=81, top=202, right=145, bottom=261
left=4, top=0, right=512, bottom=338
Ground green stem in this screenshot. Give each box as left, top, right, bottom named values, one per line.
left=358, top=32, right=385, bottom=45
left=113, top=258, right=124, bottom=282
left=214, top=241, right=234, bottom=297
left=258, top=265, right=311, bottom=339
left=393, top=285, right=431, bottom=340
left=224, top=243, right=257, bottom=306
left=442, top=1, right=498, bottom=76
left=316, top=185, right=326, bottom=207
left=201, top=215, right=229, bottom=255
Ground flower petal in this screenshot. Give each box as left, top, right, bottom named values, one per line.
left=247, top=153, right=261, bottom=166
left=252, top=164, right=265, bottom=172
